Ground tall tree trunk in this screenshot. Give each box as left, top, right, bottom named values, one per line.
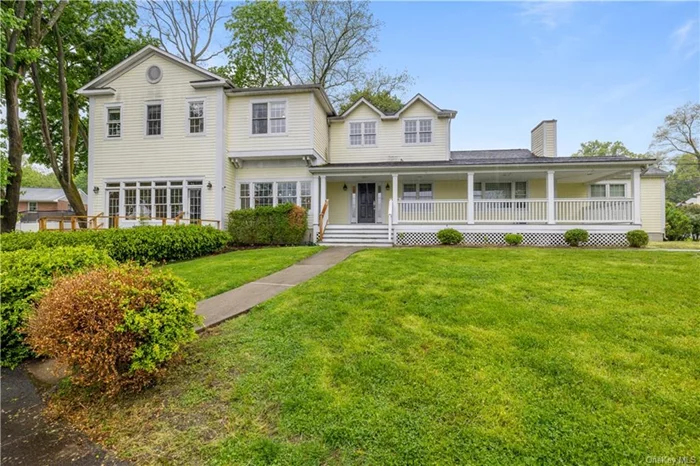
left=1, top=75, right=23, bottom=232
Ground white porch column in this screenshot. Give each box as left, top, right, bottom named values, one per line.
left=546, top=170, right=555, bottom=225
left=312, top=175, right=320, bottom=238
left=320, top=175, right=327, bottom=209
left=467, top=172, right=475, bottom=225
left=632, top=168, right=642, bottom=224
left=392, top=174, right=399, bottom=224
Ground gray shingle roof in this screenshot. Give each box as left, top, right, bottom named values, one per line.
left=642, top=166, right=670, bottom=177
left=20, top=187, right=87, bottom=203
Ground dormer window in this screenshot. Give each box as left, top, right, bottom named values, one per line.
left=252, top=101, right=286, bottom=135
left=349, top=121, right=377, bottom=146
left=404, top=118, right=432, bottom=144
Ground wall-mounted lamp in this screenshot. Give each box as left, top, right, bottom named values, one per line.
left=343, top=183, right=348, bottom=191
left=207, top=181, right=213, bottom=190
left=385, top=183, right=390, bottom=191
left=93, top=186, right=99, bottom=194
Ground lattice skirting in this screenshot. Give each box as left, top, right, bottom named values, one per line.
left=395, top=231, right=629, bottom=247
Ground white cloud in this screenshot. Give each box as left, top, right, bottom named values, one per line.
left=519, top=1, right=575, bottom=30
left=671, top=19, right=699, bottom=58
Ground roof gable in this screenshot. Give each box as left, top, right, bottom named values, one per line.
left=331, top=93, right=457, bottom=121
left=77, top=45, right=228, bottom=95
left=339, top=97, right=385, bottom=118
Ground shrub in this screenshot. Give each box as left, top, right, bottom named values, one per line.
left=228, top=203, right=307, bottom=245
left=504, top=233, right=524, bottom=246
left=564, top=229, right=589, bottom=247
left=437, top=228, right=463, bottom=245
left=26, top=265, right=201, bottom=395
left=681, top=205, right=700, bottom=241
left=0, top=225, right=230, bottom=264
left=0, top=246, right=115, bottom=369
left=665, top=202, right=692, bottom=241
left=626, top=230, right=649, bottom=248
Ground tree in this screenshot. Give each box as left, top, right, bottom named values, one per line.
left=20, top=1, right=152, bottom=219
left=652, top=102, right=700, bottom=171
left=572, top=140, right=648, bottom=158
left=213, top=0, right=294, bottom=87
left=20, top=163, right=61, bottom=189
left=141, top=0, right=224, bottom=65
left=282, top=0, right=412, bottom=104
left=1, top=0, right=68, bottom=232
left=666, top=153, right=700, bottom=204
left=340, top=88, right=403, bottom=114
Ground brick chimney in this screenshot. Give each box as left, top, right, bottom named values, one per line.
left=531, top=120, right=557, bottom=157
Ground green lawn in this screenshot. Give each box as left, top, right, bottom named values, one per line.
left=164, top=246, right=324, bottom=298
left=57, top=249, right=699, bottom=464
left=648, top=241, right=700, bottom=250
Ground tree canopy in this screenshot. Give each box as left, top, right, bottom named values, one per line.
left=572, top=140, right=648, bottom=158
left=651, top=102, right=700, bottom=170
left=339, top=88, right=404, bottom=115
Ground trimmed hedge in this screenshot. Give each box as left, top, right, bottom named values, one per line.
left=0, top=246, right=116, bottom=368
left=626, top=230, right=649, bottom=248
left=437, top=228, right=463, bottom=245
left=504, top=233, right=524, bottom=246
left=228, top=203, right=307, bottom=245
left=27, top=264, right=200, bottom=395
left=1, top=225, right=230, bottom=264
left=564, top=229, right=589, bottom=247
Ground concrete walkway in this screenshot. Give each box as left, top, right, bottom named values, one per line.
left=197, top=247, right=362, bottom=329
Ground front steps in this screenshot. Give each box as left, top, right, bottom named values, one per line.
left=319, top=224, right=393, bottom=247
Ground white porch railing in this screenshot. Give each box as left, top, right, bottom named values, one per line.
left=555, top=199, right=633, bottom=223
left=474, top=199, right=548, bottom=223
left=398, top=200, right=468, bottom=223
left=396, top=198, right=634, bottom=224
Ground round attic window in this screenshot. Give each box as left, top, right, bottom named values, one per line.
left=146, top=65, right=162, bottom=84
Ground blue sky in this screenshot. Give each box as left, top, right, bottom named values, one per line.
left=207, top=1, right=699, bottom=156
left=365, top=1, right=699, bottom=156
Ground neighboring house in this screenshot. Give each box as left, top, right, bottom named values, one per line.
left=77, top=45, right=668, bottom=245
left=680, top=192, right=700, bottom=206
left=18, top=188, right=88, bottom=223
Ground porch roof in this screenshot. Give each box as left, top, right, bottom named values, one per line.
left=309, top=152, right=657, bottom=173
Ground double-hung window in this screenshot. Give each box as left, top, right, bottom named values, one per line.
left=252, top=101, right=286, bottom=135
left=188, top=100, right=204, bottom=134
left=106, top=105, right=121, bottom=138
left=239, top=181, right=313, bottom=210
left=349, top=121, right=377, bottom=146
left=28, top=201, right=38, bottom=212
left=404, top=119, right=432, bottom=144
left=146, top=103, right=162, bottom=136
left=591, top=183, right=627, bottom=198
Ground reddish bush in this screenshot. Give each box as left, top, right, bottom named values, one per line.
left=27, top=265, right=201, bottom=395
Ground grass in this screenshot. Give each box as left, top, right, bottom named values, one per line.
left=164, top=246, right=324, bottom=298
left=54, top=249, right=700, bottom=465
left=648, top=241, right=700, bottom=250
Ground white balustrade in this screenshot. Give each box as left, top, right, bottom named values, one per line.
left=474, top=199, right=548, bottom=223
left=555, top=199, right=633, bottom=223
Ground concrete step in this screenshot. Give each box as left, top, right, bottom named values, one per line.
left=320, top=237, right=393, bottom=245
left=323, top=234, right=390, bottom=240
left=319, top=240, right=393, bottom=248
left=325, top=224, right=388, bottom=230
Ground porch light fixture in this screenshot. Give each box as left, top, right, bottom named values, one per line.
left=385, top=183, right=390, bottom=191
left=343, top=183, right=348, bottom=191
left=93, top=186, right=99, bottom=194
left=207, top=181, right=213, bottom=190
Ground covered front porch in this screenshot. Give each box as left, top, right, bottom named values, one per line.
left=311, top=164, right=644, bottom=246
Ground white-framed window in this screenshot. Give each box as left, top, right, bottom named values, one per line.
left=402, top=183, right=433, bottom=200
left=238, top=180, right=313, bottom=210
left=590, top=182, right=627, bottom=198
left=187, top=100, right=205, bottom=134
left=145, top=102, right=163, bottom=136
left=103, top=179, right=203, bottom=220
left=251, top=101, right=286, bottom=135
left=105, top=104, right=121, bottom=139
left=28, top=201, right=38, bottom=212
left=349, top=121, right=377, bottom=146
left=474, top=181, right=528, bottom=200
left=404, top=118, right=432, bottom=144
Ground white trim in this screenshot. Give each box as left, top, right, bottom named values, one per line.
left=395, top=224, right=638, bottom=234
left=227, top=148, right=315, bottom=159
left=467, top=172, right=474, bottom=225
left=309, top=93, right=315, bottom=148
left=145, top=64, right=163, bottom=84
left=390, top=94, right=443, bottom=118
left=88, top=97, right=95, bottom=216
left=402, top=117, right=435, bottom=146
left=249, top=98, right=288, bottom=137
left=339, top=97, right=386, bottom=118
left=80, top=88, right=116, bottom=96
left=347, top=119, right=378, bottom=148
left=546, top=170, right=555, bottom=225
left=215, top=88, right=225, bottom=224
left=103, top=102, right=123, bottom=140
left=185, top=97, right=207, bottom=137
left=77, top=45, right=226, bottom=94
left=144, top=100, right=164, bottom=138
left=632, top=169, right=642, bottom=225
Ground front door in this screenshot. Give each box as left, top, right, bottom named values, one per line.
left=358, top=183, right=376, bottom=223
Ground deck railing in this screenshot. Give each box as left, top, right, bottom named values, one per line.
left=474, top=199, right=548, bottom=223
left=396, top=198, right=634, bottom=224
left=555, top=199, right=633, bottom=223
left=38, top=214, right=221, bottom=231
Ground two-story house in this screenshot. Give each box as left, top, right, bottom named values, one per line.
left=78, top=46, right=667, bottom=246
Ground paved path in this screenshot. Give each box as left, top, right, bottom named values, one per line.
left=1, top=366, right=126, bottom=466
left=197, top=247, right=362, bottom=329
